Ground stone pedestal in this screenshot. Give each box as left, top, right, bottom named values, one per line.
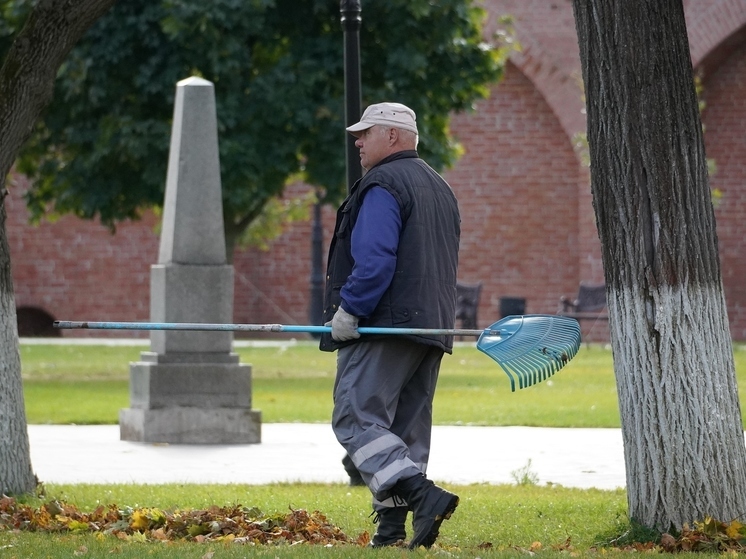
left=119, top=76, right=261, bottom=444
left=120, top=351, right=261, bottom=444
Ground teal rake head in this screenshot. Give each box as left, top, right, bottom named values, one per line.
left=476, top=315, right=581, bottom=391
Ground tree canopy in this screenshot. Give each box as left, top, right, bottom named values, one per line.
left=9, top=0, right=509, bottom=251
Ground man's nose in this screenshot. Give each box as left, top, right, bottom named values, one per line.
left=355, top=138, right=363, bottom=148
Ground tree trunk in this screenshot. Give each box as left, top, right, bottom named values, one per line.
left=573, top=0, right=746, bottom=531
left=0, top=0, right=117, bottom=495
left=0, top=196, right=37, bottom=495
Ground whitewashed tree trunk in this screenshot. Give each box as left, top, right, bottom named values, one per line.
left=573, top=0, right=746, bottom=531
left=0, top=0, right=117, bottom=495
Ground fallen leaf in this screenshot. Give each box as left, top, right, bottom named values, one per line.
left=660, top=533, right=677, bottom=552
left=726, top=520, right=744, bottom=540
left=129, top=510, right=149, bottom=531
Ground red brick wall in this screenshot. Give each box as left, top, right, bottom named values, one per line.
left=232, top=182, right=333, bottom=330
left=7, top=175, right=158, bottom=338
left=702, top=35, right=746, bottom=340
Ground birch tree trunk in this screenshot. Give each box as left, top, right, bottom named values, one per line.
left=572, top=0, right=746, bottom=532
left=0, top=0, right=117, bottom=495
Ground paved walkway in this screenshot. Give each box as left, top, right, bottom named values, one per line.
left=28, top=424, right=627, bottom=490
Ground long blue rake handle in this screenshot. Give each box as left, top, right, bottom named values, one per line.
left=54, top=315, right=581, bottom=391
left=54, top=320, right=489, bottom=337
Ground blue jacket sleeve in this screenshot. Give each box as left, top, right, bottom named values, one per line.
left=340, top=186, right=402, bottom=318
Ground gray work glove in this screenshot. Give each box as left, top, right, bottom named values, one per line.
left=326, top=306, right=360, bottom=342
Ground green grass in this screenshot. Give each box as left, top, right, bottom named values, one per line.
left=19, top=342, right=746, bottom=427
left=12, top=341, right=745, bottom=557
left=1, top=482, right=637, bottom=558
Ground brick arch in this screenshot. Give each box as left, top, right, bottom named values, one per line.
left=492, top=0, right=746, bottom=147
left=686, top=0, right=746, bottom=69
left=696, top=22, right=746, bottom=81
left=507, top=36, right=587, bottom=147
left=442, top=60, right=584, bottom=324
left=479, top=0, right=587, bottom=151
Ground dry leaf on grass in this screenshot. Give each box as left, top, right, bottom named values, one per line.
left=0, top=497, right=359, bottom=546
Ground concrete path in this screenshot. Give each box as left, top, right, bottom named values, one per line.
left=28, top=424, right=627, bottom=490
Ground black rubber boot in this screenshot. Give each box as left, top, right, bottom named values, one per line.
left=369, top=506, right=408, bottom=547
left=394, top=473, right=459, bottom=549
left=342, top=454, right=365, bottom=487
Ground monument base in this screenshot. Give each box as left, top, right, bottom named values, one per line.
left=120, top=357, right=261, bottom=444
left=119, top=407, right=261, bottom=444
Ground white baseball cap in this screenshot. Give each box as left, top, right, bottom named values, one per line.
left=346, top=102, right=418, bottom=136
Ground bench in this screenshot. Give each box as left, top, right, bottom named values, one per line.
left=558, top=283, right=608, bottom=321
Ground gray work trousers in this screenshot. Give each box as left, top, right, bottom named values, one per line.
left=332, top=337, right=444, bottom=506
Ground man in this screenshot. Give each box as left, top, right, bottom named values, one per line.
left=320, top=102, right=461, bottom=549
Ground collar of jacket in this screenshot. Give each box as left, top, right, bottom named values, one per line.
left=369, top=149, right=419, bottom=171
left=350, top=150, right=420, bottom=194
left=349, top=150, right=420, bottom=196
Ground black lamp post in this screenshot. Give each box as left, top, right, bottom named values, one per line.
left=308, top=0, right=363, bottom=329
left=340, top=0, right=363, bottom=190
left=308, top=192, right=325, bottom=329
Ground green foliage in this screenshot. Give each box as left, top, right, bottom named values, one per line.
left=0, top=1, right=30, bottom=57
left=510, top=459, right=540, bottom=486
left=10, top=0, right=510, bottom=250
left=244, top=188, right=318, bottom=251
left=600, top=519, right=661, bottom=548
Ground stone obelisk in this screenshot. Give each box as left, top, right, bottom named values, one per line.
left=119, top=77, right=261, bottom=444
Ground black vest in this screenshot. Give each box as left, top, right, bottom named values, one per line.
left=319, top=151, right=460, bottom=353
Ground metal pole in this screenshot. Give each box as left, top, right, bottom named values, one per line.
left=308, top=0, right=363, bottom=324
left=308, top=1, right=363, bottom=329
left=308, top=192, right=324, bottom=329
left=340, top=0, right=363, bottom=191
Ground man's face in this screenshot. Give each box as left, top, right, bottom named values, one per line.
left=354, top=126, right=391, bottom=170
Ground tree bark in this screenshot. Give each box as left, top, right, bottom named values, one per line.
left=573, top=0, right=746, bottom=531
left=0, top=193, right=37, bottom=495
left=0, top=0, right=117, bottom=495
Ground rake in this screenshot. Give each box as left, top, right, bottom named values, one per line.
left=54, top=314, right=581, bottom=391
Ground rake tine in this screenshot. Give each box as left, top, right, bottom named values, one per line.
left=510, top=354, right=543, bottom=388
left=502, top=356, right=535, bottom=389
left=505, top=371, right=517, bottom=392
left=477, top=314, right=581, bottom=391
left=519, top=352, right=551, bottom=382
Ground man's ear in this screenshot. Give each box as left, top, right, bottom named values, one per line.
left=388, top=127, right=400, bottom=145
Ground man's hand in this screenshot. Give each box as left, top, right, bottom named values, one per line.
left=326, top=307, right=360, bottom=341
